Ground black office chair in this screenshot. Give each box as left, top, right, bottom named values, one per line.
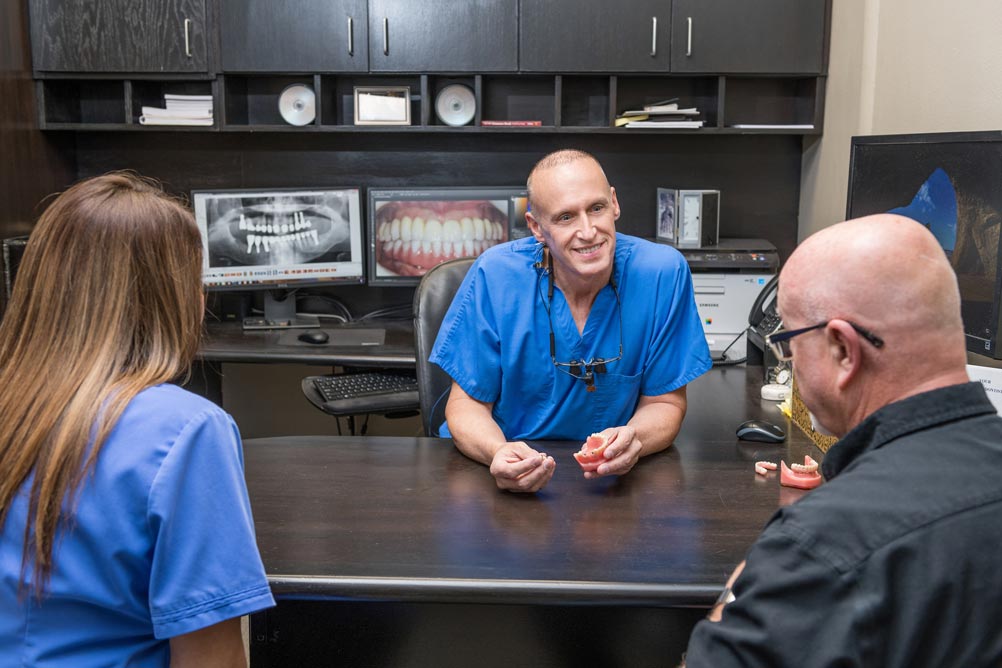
left=2, top=236, right=29, bottom=317
left=413, top=257, right=474, bottom=436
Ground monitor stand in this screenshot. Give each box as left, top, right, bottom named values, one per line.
left=243, top=289, right=320, bottom=330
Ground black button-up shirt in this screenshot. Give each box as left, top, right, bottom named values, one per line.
left=685, top=382, right=1002, bottom=667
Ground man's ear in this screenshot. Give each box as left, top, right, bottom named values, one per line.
left=610, top=186, right=621, bottom=220
left=826, top=320, right=863, bottom=391
left=526, top=210, right=545, bottom=243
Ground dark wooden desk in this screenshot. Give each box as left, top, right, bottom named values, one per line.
left=200, top=320, right=416, bottom=367
left=186, top=320, right=417, bottom=406
left=245, top=366, right=820, bottom=668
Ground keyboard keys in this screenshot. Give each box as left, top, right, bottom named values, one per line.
left=313, top=372, right=418, bottom=402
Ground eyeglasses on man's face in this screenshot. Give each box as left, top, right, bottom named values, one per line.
left=766, top=320, right=884, bottom=361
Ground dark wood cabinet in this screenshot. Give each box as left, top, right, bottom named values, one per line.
left=670, top=0, right=827, bottom=74
left=29, top=0, right=208, bottom=73
left=520, top=0, right=670, bottom=73
left=219, top=0, right=368, bottom=72
left=367, top=0, right=517, bottom=72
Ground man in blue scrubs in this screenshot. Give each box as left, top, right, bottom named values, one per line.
left=430, top=149, right=711, bottom=492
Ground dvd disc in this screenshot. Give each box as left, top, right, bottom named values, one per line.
left=435, top=84, right=475, bottom=126
left=278, top=84, right=316, bottom=126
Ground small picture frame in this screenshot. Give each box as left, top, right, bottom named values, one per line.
left=354, top=86, right=411, bottom=126
left=656, top=187, right=677, bottom=243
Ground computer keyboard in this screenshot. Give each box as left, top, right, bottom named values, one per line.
left=308, top=371, right=420, bottom=416
left=313, top=372, right=418, bottom=402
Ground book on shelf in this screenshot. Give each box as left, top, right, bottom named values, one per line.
left=163, top=93, right=213, bottom=102
left=623, top=119, right=704, bottom=129
left=480, top=120, right=542, bottom=127
left=139, top=116, right=214, bottom=126
left=620, top=108, right=699, bottom=117
left=140, top=105, right=212, bottom=119
left=642, top=97, right=678, bottom=111
left=731, top=123, right=814, bottom=130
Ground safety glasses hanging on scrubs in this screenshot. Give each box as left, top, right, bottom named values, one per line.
left=537, top=248, right=623, bottom=392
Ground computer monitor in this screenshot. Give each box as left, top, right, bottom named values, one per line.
left=367, top=186, right=529, bottom=286
left=847, top=131, right=1002, bottom=359
left=192, top=187, right=364, bottom=329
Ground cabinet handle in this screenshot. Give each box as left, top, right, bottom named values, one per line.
left=686, top=17, right=692, bottom=57
left=184, top=18, right=192, bottom=58
left=650, top=17, right=657, bottom=57
left=348, top=17, right=354, bottom=56
left=383, top=17, right=388, bottom=56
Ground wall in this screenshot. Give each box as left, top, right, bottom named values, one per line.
left=800, top=0, right=1002, bottom=239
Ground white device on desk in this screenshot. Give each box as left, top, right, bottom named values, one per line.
left=673, top=238, right=779, bottom=362
left=693, top=273, right=774, bottom=358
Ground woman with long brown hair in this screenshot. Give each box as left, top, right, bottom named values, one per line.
left=0, top=173, right=274, bottom=667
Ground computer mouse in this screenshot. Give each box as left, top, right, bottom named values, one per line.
left=298, top=330, right=330, bottom=345
left=736, top=419, right=786, bottom=443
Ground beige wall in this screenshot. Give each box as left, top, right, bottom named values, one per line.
left=799, top=0, right=1002, bottom=239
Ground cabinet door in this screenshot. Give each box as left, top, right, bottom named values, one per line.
left=30, top=0, right=208, bottom=72
left=520, top=0, right=669, bottom=73
left=220, top=0, right=367, bottom=72
left=368, top=0, right=517, bottom=72
left=671, top=0, right=827, bottom=74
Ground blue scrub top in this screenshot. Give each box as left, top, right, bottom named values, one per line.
left=430, top=233, right=711, bottom=440
left=0, top=384, right=275, bottom=667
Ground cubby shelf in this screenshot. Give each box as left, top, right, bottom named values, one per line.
left=37, top=73, right=825, bottom=135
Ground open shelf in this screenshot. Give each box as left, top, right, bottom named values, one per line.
left=427, top=76, right=477, bottom=127
left=320, top=74, right=421, bottom=127
left=480, top=75, right=555, bottom=127
left=40, top=79, right=126, bottom=125
left=131, top=80, right=214, bottom=126
left=558, top=76, right=611, bottom=128
left=722, top=77, right=820, bottom=132
left=224, top=75, right=316, bottom=127
left=615, top=75, right=720, bottom=128
left=36, top=73, right=824, bottom=135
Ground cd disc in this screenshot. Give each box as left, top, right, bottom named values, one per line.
left=435, top=84, right=475, bottom=126
left=278, top=84, right=316, bottom=126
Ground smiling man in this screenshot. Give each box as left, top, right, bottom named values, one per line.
left=429, top=149, right=711, bottom=492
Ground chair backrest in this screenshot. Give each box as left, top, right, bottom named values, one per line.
left=2, top=236, right=29, bottom=317
left=413, top=257, right=475, bottom=436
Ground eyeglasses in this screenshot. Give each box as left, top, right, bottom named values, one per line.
left=766, top=320, right=884, bottom=361
left=537, top=249, right=623, bottom=392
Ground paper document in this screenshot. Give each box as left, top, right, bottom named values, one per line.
left=358, top=93, right=408, bottom=122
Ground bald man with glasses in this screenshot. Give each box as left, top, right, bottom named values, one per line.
left=682, top=214, right=1002, bottom=667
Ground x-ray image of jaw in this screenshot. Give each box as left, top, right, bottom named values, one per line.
left=374, top=199, right=509, bottom=276
left=206, top=194, right=351, bottom=268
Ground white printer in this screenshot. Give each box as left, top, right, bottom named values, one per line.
left=673, top=238, right=779, bottom=362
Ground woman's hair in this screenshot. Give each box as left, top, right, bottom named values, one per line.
left=0, top=171, right=204, bottom=594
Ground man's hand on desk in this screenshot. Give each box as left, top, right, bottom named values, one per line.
left=489, top=442, right=556, bottom=493
left=579, top=427, right=643, bottom=479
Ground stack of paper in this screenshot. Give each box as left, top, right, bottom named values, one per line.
left=139, top=93, right=213, bottom=126
left=615, top=98, right=703, bottom=129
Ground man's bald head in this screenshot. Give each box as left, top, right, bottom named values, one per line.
left=781, top=214, right=962, bottom=338
left=526, top=149, right=607, bottom=211
left=779, top=214, right=968, bottom=427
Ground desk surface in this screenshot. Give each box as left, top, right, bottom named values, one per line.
left=201, top=319, right=416, bottom=367
left=244, top=365, right=820, bottom=608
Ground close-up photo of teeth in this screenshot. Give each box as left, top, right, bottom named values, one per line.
left=373, top=199, right=509, bottom=277
left=205, top=193, right=352, bottom=267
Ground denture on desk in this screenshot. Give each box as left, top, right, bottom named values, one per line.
left=780, top=455, right=823, bottom=490
left=754, top=461, right=778, bottom=476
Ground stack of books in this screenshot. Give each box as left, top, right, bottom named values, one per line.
left=615, top=98, right=703, bottom=129
left=139, top=93, right=213, bottom=126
